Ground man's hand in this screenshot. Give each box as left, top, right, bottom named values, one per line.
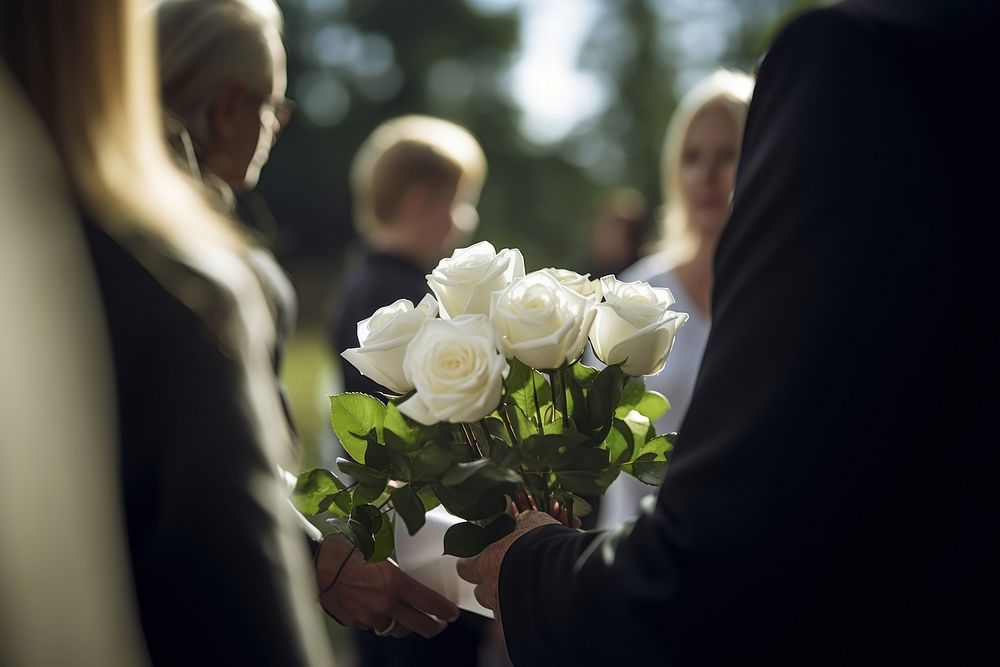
left=315, top=534, right=460, bottom=639
left=455, top=511, right=560, bottom=620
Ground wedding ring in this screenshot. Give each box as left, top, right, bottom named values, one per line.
left=374, top=619, right=397, bottom=637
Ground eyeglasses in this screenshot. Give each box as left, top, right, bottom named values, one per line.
left=257, top=95, right=296, bottom=138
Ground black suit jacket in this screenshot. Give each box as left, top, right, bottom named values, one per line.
left=85, top=223, right=330, bottom=665
left=498, top=3, right=1000, bottom=664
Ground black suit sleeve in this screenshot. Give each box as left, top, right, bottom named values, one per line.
left=498, top=8, right=949, bottom=664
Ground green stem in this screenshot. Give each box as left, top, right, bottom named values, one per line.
left=500, top=405, right=519, bottom=446
left=478, top=418, right=494, bottom=457
left=460, top=422, right=484, bottom=459
left=549, top=369, right=570, bottom=428
left=530, top=372, right=544, bottom=433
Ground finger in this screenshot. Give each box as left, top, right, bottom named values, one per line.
left=505, top=496, right=517, bottom=518
left=515, top=490, right=530, bottom=512
left=393, top=604, right=449, bottom=639
left=398, top=571, right=461, bottom=621
left=473, top=583, right=498, bottom=613
left=350, top=610, right=389, bottom=635
left=455, top=555, right=480, bottom=585
left=388, top=621, right=411, bottom=639
left=320, top=599, right=361, bottom=629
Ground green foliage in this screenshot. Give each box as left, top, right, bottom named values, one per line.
left=292, top=468, right=346, bottom=515
left=317, top=357, right=677, bottom=562
left=329, top=393, right=386, bottom=464
left=443, top=515, right=516, bottom=558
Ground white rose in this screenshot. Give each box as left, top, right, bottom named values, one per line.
left=398, top=315, right=509, bottom=424
left=533, top=267, right=603, bottom=301
left=340, top=294, right=439, bottom=394
left=590, top=276, right=689, bottom=377
left=427, top=241, right=525, bottom=318
left=491, top=272, right=596, bottom=370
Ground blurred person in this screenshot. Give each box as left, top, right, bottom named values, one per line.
left=583, top=186, right=655, bottom=278
left=327, top=115, right=503, bottom=666
left=597, top=69, right=754, bottom=529
left=155, top=0, right=460, bottom=646
left=458, top=0, right=1000, bottom=663
left=0, top=60, right=147, bottom=667
left=329, top=114, right=485, bottom=397
left=0, top=0, right=334, bottom=663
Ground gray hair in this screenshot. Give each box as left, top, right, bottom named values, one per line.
left=154, top=0, right=283, bottom=145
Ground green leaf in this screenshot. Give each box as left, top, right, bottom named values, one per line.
left=637, top=434, right=673, bottom=460
left=626, top=435, right=674, bottom=486
left=362, top=441, right=392, bottom=474
left=369, top=513, right=395, bottom=563
left=570, top=361, right=599, bottom=389
left=417, top=485, right=440, bottom=511
left=291, top=468, right=346, bottom=516
left=350, top=504, right=394, bottom=563
left=442, top=514, right=515, bottom=557
left=337, top=458, right=387, bottom=485
left=327, top=516, right=374, bottom=560
left=432, top=484, right=508, bottom=521
left=617, top=390, right=670, bottom=422
left=440, top=459, right=522, bottom=488
left=483, top=416, right=508, bottom=441
left=330, top=489, right=353, bottom=517
left=632, top=460, right=667, bottom=485
left=505, top=358, right=553, bottom=427
left=330, top=393, right=386, bottom=464
left=552, top=447, right=611, bottom=495
left=522, top=432, right=591, bottom=467
left=585, top=365, right=624, bottom=436
left=390, top=484, right=427, bottom=535
left=353, top=479, right=388, bottom=505
left=602, top=418, right=635, bottom=465
left=502, top=403, right=535, bottom=441
left=410, top=439, right=456, bottom=481
left=615, top=377, right=646, bottom=413
left=383, top=402, right=420, bottom=451
left=564, top=366, right=587, bottom=426
left=541, top=417, right=565, bottom=435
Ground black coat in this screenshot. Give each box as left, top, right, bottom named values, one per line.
left=85, top=223, right=329, bottom=665
left=498, top=2, right=1000, bottom=664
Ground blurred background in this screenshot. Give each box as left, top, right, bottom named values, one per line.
left=264, top=0, right=821, bottom=469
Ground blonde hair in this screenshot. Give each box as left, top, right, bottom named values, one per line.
left=351, top=114, right=487, bottom=242
left=155, top=0, right=283, bottom=147
left=660, top=69, right=754, bottom=263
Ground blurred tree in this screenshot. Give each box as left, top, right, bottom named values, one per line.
left=254, top=0, right=822, bottom=313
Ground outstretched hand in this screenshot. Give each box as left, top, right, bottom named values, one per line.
left=315, top=534, right=460, bottom=639
left=455, top=510, right=561, bottom=621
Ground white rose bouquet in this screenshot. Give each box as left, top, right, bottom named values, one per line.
left=293, top=242, right=688, bottom=562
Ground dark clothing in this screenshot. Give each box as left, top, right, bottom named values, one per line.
left=84, top=222, right=325, bottom=666
left=499, top=3, right=1000, bottom=665
left=329, top=249, right=429, bottom=395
